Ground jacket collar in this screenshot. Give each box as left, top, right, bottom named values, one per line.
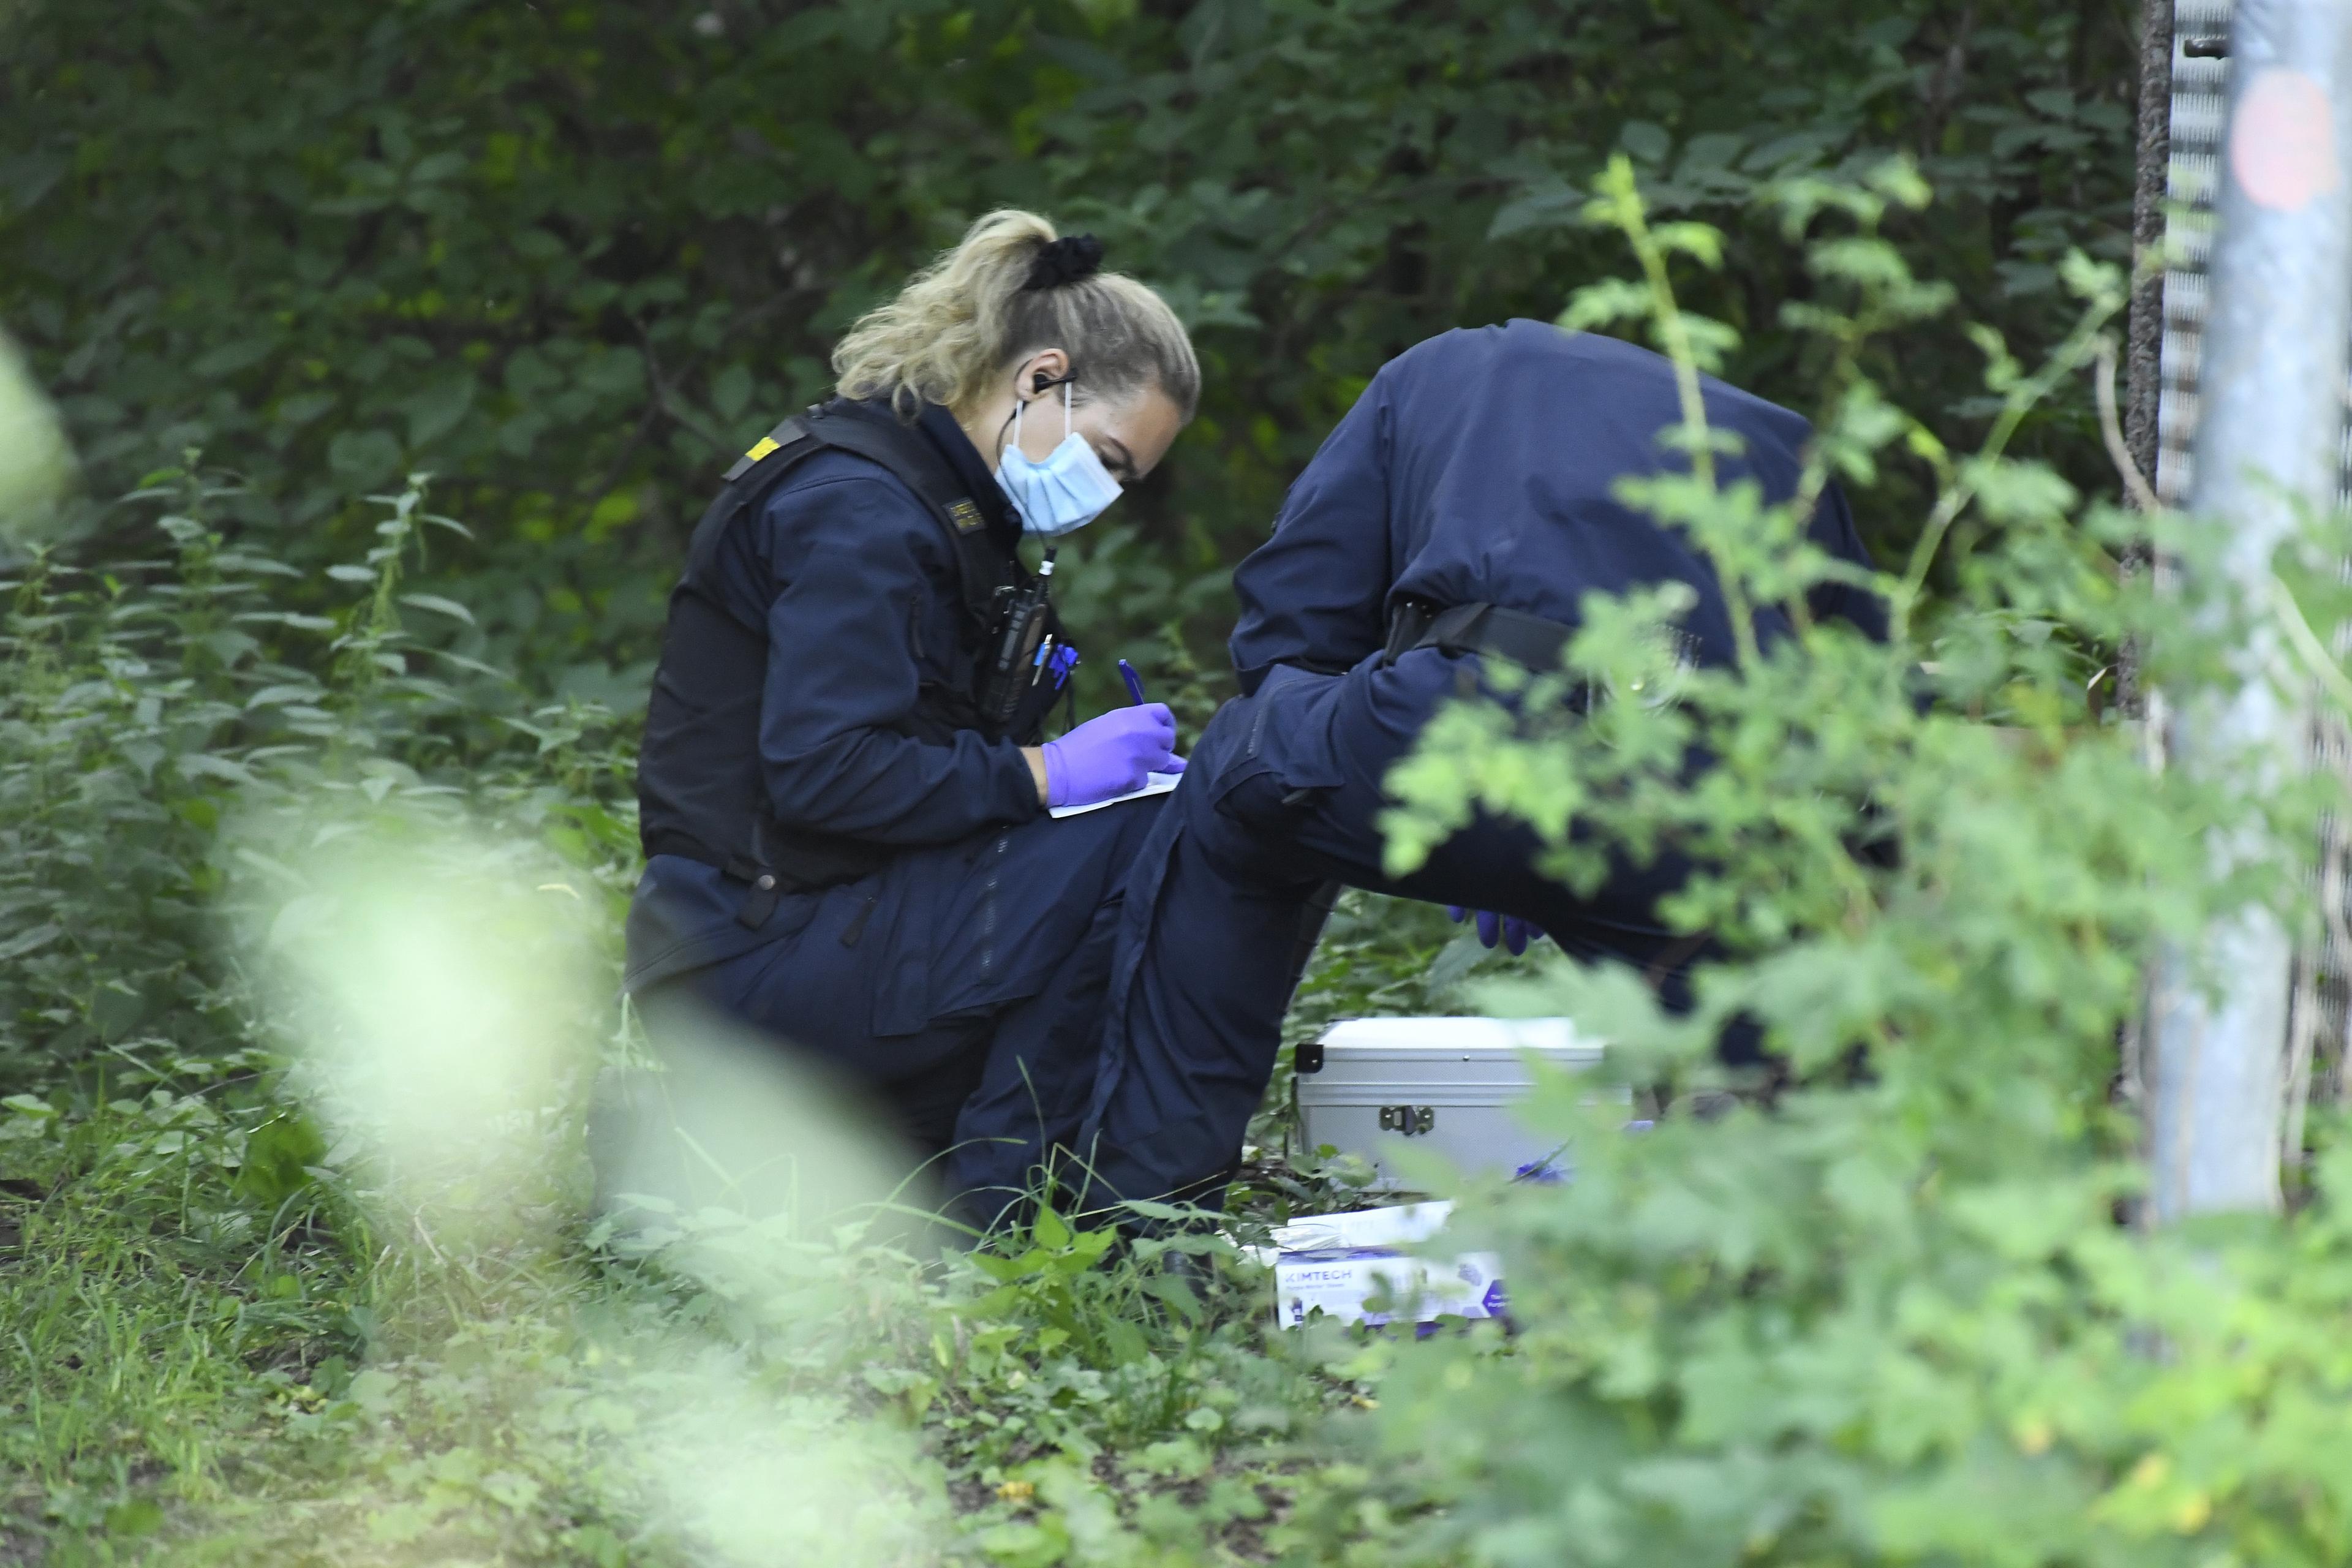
left=911, top=399, right=1021, bottom=550
left=827, top=395, right=1020, bottom=552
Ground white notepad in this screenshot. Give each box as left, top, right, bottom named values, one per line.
left=1047, top=769, right=1185, bottom=819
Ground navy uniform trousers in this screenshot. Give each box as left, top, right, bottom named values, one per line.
left=1073, top=653, right=1708, bottom=1210
left=640, top=791, right=1166, bottom=1220
left=1071, top=322, right=1881, bottom=1211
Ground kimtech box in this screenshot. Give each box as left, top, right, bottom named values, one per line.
left=1292, top=1016, right=1604, bottom=1187
left=1264, top=1202, right=1504, bottom=1330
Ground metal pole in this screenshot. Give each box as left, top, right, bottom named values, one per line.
left=2150, top=0, right=2352, bottom=1223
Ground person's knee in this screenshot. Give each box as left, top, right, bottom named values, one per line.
left=1106, top=786, right=1172, bottom=858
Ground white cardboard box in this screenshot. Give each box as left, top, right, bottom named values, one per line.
left=1294, top=1016, right=1602, bottom=1186
left=1264, top=1202, right=1506, bottom=1329
left=1272, top=1249, right=1507, bottom=1330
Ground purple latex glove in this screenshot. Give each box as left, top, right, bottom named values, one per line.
left=1042, top=703, right=1179, bottom=807
left=1447, top=905, right=1545, bottom=957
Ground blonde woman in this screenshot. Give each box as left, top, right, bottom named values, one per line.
left=624, top=212, right=1197, bottom=1223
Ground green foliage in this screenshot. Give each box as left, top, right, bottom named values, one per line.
left=938, top=1209, right=1314, bottom=1468
left=0, top=465, right=1366, bottom=1561
left=1337, top=171, right=2352, bottom=1567
left=2, top=0, right=2142, bottom=704
left=0, top=1047, right=359, bottom=1544
left=27, top=7, right=2337, bottom=1563
left=0, top=471, right=633, bottom=1553
left=0, top=464, right=633, bottom=1087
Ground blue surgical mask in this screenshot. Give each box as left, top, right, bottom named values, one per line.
left=995, top=382, right=1123, bottom=538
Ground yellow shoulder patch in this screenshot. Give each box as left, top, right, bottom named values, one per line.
left=946, top=497, right=984, bottom=533
left=743, top=435, right=781, bottom=465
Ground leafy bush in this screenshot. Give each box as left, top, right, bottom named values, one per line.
left=2, top=0, right=2143, bottom=693
left=1298, top=162, right=2352, bottom=1567
left=0, top=464, right=630, bottom=1548
left=0, top=464, right=636, bottom=1089
left=0, top=456, right=1356, bottom=1561
left=12, top=97, right=2351, bottom=1568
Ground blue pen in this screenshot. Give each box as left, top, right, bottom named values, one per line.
left=1118, top=658, right=1147, bottom=706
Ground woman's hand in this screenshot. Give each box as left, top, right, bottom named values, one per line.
left=1037, top=704, right=1181, bottom=808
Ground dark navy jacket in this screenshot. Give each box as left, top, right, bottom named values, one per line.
left=1229, top=321, right=1885, bottom=693
left=624, top=402, right=1041, bottom=993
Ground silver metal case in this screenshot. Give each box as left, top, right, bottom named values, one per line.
left=1292, top=1016, right=1604, bottom=1186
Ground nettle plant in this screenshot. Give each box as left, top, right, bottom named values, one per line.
left=0, top=464, right=639, bottom=1090
left=1344, top=160, right=2352, bottom=1567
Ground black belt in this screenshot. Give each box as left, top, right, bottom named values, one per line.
left=641, top=825, right=888, bottom=930
left=1379, top=597, right=1602, bottom=711
left=1382, top=597, right=1581, bottom=676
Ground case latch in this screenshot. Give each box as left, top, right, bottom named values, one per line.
left=1378, top=1104, right=1436, bottom=1136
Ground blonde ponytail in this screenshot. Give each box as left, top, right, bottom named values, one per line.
left=833, top=209, right=1200, bottom=423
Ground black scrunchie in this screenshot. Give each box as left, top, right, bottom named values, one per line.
left=1023, top=233, right=1105, bottom=291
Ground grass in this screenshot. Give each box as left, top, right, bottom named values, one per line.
left=2, top=1069, right=352, bottom=1553
left=0, top=892, right=1525, bottom=1565
left=0, top=471, right=1537, bottom=1562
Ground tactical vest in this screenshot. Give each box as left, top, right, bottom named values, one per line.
left=636, top=402, right=1066, bottom=928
